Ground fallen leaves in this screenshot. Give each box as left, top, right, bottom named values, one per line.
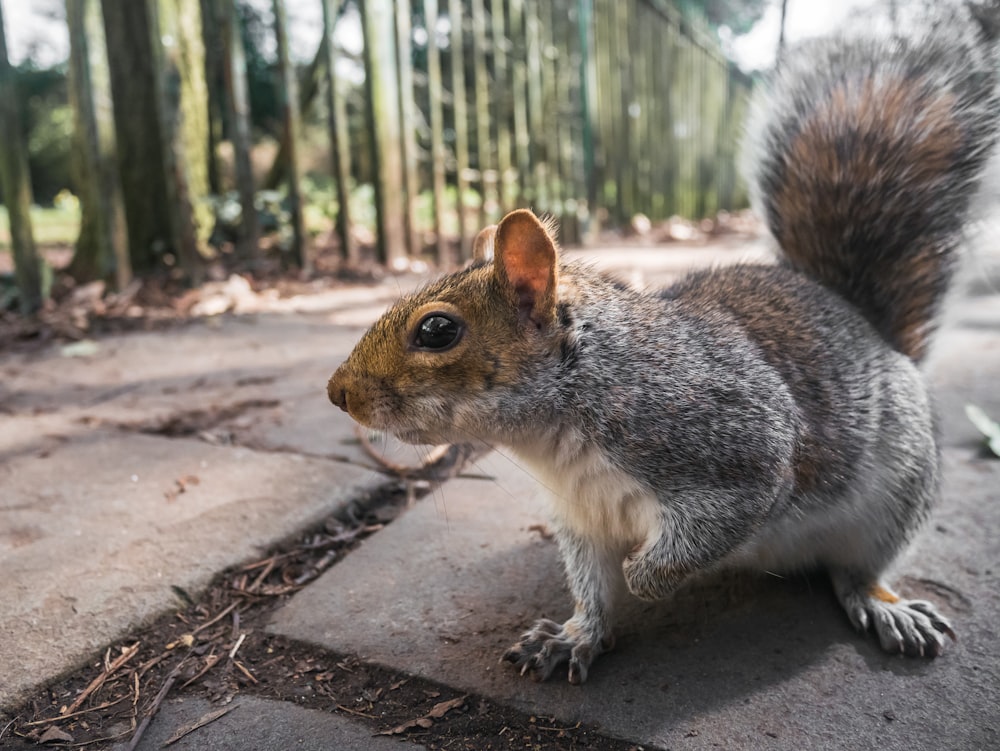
left=164, top=474, right=200, bottom=502
left=37, top=726, right=74, bottom=744
left=379, top=695, right=468, bottom=735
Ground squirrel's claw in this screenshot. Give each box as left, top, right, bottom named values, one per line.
left=869, top=598, right=951, bottom=657
left=501, top=618, right=612, bottom=684
left=832, top=574, right=956, bottom=658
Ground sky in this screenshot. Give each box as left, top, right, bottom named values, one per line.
left=2, top=0, right=882, bottom=72
left=726, top=0, right=882, bottom=70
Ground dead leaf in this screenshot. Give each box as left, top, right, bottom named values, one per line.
left=166, top=633, right=195, bottom=650
left=380, top=717, right=428, bottom=735
left=165, top=474, right=202, bottom=502
left=178, top=475, right=200, bottom=489
left=38, top=726, right=74, bottom=744
left=427, top=696, right=466, bottom=719
left=379, top=695, right=467, bottom=735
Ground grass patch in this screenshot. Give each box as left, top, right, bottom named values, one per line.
left=0, top=204, right=80, bottom=250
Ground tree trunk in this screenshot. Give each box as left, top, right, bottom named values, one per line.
left=262, top=35, right=328, bottom=191
left=101, top=0, right=210, bottom=282
left=220, top=0, right=259, bottom=261
left=321, top=0, right=356, bottom=264
left=101, top=0, right=173, bottom=275
left=159, top=0, right=214, bottom=280
left=0, top=3, right=42, bottom=313
left=66, top=0, right=130, bottom=290
left=272, top=0, right=309, bottom=270
left=200, top=0, right=226, bottom=195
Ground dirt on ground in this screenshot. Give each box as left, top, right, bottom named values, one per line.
left=1, top=480, right=640, bottom=751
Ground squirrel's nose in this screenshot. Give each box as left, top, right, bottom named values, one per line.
left=327, top=375, right=349, bottom=412
left=330, top=388, right=348, bottom=412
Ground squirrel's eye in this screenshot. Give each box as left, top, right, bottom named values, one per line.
left=413, top=314, right=462, bottom=351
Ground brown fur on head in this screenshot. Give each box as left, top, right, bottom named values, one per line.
left=327, top=209, right=561, bottom=445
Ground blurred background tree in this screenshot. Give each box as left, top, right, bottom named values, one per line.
left=1, top=0, right=780, bottom=316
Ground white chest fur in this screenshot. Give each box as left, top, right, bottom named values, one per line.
left=515, top=429, right=660, bottom=550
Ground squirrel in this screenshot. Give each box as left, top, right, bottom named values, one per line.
left=327, top=15, right=999, bottom=684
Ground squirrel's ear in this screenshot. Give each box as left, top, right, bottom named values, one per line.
left=472, top=224, right=497, bottom=262
left=493, top=210, right=558, bottom=329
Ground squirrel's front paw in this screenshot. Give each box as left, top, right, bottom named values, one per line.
left=622, top=550, right=687, bottom=602
left=501, top=618, right=614, bottom=684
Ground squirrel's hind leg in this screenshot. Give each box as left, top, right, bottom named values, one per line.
left=829, top=568, right=955, bottom=657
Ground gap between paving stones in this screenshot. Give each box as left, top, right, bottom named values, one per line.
left=0, top=474, right=640, bottom=751
left=102, top=398, right=389, bottom=473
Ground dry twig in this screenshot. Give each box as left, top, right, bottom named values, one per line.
left=124, top=658, right=186, bottom=751
left=163, top=704, right=238, bottom=746
left=23, top=694, right=130, bottom=727
left=190, top=601, right=239, bottom=636
left=232, top=660, right=258, bottom=684
left=62, top=642, right=140, bottom=716
left=180, top=653, right=221, bottom=689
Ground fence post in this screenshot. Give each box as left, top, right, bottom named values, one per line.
left=525, top=0, right=546, bottom=213
left=471, top=0, right=493, bottom=229
left=396, top=0, right=421, bottom=259
left=272, top=0, right=309, bottom=270
left=321, top=0, right=357, bottom=265
left=361, top=0, right=406, bottom=265
left=490, top=0, right=512, bottom=214
left=447, top=0, right=471, bottom=260
left=425, top=0, right=452, bottom=268
left=576, top=0, right=596, bottom=231
left=509, top=0, right=531, bottom=208
left=221, top=0, right=260, bottom=262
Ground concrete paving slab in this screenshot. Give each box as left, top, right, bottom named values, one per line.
left=0, top=429, right=379, bottom=711
left=127, top=695, right=426, bottom=751
left=4, top=238, right=998, bottom=747
left=0, top=310, right=448, bottom=472
left=270, top=443, right=1000, bottom=748
left=0, top=308, right=415, bottom=712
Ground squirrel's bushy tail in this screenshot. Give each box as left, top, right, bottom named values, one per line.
left=750, top=13, right=1000, bottom=360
